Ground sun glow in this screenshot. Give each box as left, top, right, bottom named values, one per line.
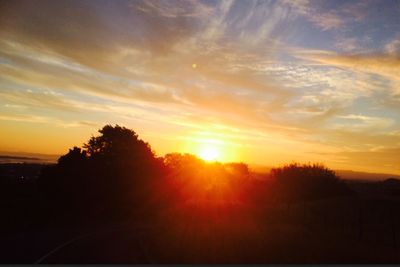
left=183, top=131, right=240, bottom=162
left=199, top=145, right=220, bottom=161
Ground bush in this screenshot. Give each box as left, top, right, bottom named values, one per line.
left=271, top=163, right=353, bottom=203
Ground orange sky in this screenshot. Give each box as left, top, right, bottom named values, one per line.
left=0, top=0, right=399, bottom=175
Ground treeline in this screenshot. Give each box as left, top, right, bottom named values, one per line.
left=0, top=124, right=355, bottom=234
left=34, top=125, right=353, bottom=222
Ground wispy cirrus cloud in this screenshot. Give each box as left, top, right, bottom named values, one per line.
left=295, top=50, right=400, bottom=92
left=385, top=35, right=400, bottom=56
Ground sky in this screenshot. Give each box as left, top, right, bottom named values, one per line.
left=0, top=0, right=399, bottom=175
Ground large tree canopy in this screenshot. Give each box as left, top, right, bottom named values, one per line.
left=84, top=125, right=155, bottom=162
left=38, top=125, right=163, bottom=219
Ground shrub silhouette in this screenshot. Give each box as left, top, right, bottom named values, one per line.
left=270, top=163, right=353, bottom=204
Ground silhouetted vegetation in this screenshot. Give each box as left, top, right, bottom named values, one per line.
left=161, top=153, right=253, bottom=204
left=38, top=125, right=165, bottom=221
left=1, top=125, right=400, bottom=264
left=270, top=163, right=354, bottom=204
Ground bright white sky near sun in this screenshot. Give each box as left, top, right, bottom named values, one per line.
left=0, top=0, right=399, bottom=174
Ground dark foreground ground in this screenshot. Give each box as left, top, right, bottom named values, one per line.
left=1, top=163, right=400, bottom=263
left=1, top=196, right=400, bottom=264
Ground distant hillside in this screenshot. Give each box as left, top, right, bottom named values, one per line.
left=0, top=151, right=58, bottom=164
left=336, top=170, right=400, bottom=181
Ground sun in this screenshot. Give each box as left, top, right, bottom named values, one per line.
left=198, top=145, right=220, bottom=161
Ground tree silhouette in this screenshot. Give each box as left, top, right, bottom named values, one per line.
left=38, top=125, right=164, bottom=220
